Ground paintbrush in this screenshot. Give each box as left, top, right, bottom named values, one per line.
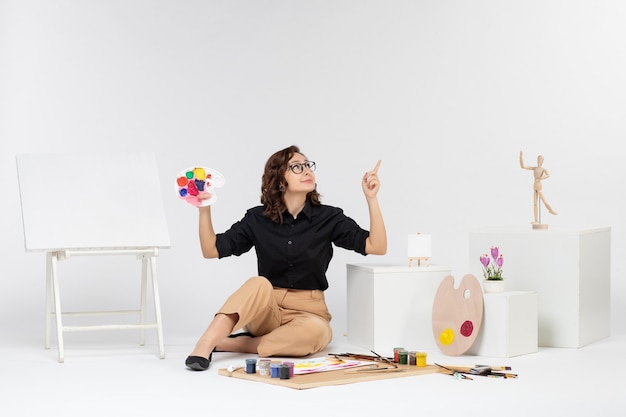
left=440, top=365, right=513, bottom=374
left=476, top=364, right=512, bottom=371
left=487, top=372, right=518, bottom=379
left=434, top=363, right=473, bottom=380
left=346, top=366, right=408, bottom=374
left=436, top=364, right=519, bottom=379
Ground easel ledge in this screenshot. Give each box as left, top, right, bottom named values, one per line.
left=408, top=257, right=429, bottom=267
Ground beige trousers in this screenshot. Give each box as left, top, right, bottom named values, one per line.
left=217, top=276, right=333, bottom=357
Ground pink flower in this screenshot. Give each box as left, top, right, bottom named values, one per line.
left=480, top=246, right=504, bottom=280
left=480, top=254, right=490, bottom=268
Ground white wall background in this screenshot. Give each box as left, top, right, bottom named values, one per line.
left=1, top=0, right=624, bottom=349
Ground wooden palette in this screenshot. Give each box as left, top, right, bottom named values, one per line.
left=432, top=274, right=484, bottom=356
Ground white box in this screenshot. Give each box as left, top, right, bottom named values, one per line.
left=346, top=263, right=451, bottom=354
left=468, top=291, right=538, bottom=358
left=469, top=227, right=610, bottom=348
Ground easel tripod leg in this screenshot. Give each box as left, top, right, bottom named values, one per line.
left=139, top=256, right=148, bottom=346
left=50, top=253, right=65, bottom=363
left=150, top=256, right=165, bottom=359
left=45, top=253, right=52, bottom=350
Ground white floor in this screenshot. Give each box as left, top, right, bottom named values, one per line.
left=2, top=333, right=625, bottom=417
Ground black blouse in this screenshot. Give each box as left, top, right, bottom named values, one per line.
left=215, top=202, right=369, bottom=290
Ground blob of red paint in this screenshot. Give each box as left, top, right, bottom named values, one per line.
left=187, top=180, right=199, bottom=196
left=460, top=320, right=473, bottom=337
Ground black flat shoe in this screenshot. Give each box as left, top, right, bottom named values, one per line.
left=185, top=353, right=211, bottom=371
left=228, top=332, right=254, bottom=338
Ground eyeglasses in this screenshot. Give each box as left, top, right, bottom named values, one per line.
left=288, top=161, right=316, bottom=174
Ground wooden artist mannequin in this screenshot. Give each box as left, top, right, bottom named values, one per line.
left=519, top=151, right=557, bottom=227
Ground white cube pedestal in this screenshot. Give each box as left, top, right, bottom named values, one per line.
left=469, top=227, right=610, bottom=348
left=346, top=263, right=451, bottom=354
left=468, top=291, right=538, bottom=358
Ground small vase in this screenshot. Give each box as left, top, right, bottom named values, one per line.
left=483, top=279, right=504, bottom=294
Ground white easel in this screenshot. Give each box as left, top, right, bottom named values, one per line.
left=17, top=152, right=171, bottom=362
left=407, top=233, right=431, bottom=267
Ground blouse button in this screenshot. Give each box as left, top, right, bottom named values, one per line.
left=287, top=240, right=292, bottom=245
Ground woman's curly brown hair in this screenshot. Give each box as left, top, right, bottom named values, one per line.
left=260, top=145, right=321, bottom=223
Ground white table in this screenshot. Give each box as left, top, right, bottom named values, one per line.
left=467, top=291, right=538, bottom=358
left=346, top=263, right=451, bottom=355
left=469, top=227, right=610, bottom=348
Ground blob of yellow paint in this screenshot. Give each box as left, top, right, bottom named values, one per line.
left=439, top=328, right=455, bottom=345
left=193, top=167, right=206, bottom=180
